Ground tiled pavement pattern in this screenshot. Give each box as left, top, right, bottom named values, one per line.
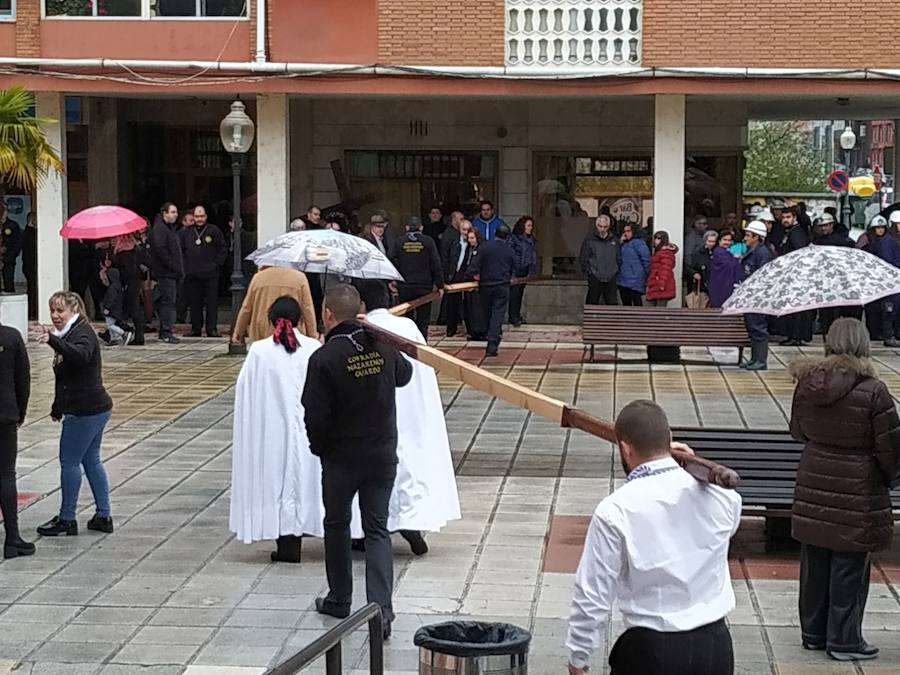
left=1, top=327, right=899, bottom=675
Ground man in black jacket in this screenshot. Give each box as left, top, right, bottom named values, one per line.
left=814, top=213, right=858, bottom=336
left=0, top=322, right=33, bottom=558
left=150, top=202, right=184, bottom=344
left=779, top=209, right=812, bottom=346
left=22, top=212, right=37, bottom=319
left=303, top=284, right=412, bottom=639
left=441, top=217, right=472, bottom=337
left=466, top=222, right=516, bottom=357
left=0, top=204, right=23, bottom=293
left=390, top=216, right=445, bottom=338
left=180, top=205, right=227, bottom=338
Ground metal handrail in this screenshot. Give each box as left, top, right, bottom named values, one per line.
left=263, top=602, right=384, bottom=675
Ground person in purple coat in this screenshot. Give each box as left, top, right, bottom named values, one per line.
left=708, top=229, right=742, bottom=309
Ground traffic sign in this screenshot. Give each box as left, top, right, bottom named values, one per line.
left=827, top=169, right=849, bottom=192
left=874, top=165, right=883, bottom=190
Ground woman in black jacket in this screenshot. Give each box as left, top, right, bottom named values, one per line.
left=36, top=291, right=115, bottom=537
left=461, top=229, right=487, bottom=340
left=0, top=322, right=33, bottom=558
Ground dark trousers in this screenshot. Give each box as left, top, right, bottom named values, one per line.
left=321, top=458, right=397, bottom=622
left=24, top=268, right=37, bottom=319
left=480, top=284, right=510, bottom=352
left=586, top=276, right=618, bottom=305
left=618, top=287, right=643, bottom=306
left=881, top=296, right=897, bottom=341
left=176, top=280, right=188, bottom=323
left=609, top=618, right=733, bottom=675
left=865, top=301, right=882, bottom=340
left=800, top=543, right=871, bottom=652
left=185, top=276, right=218, bottom=335
left=0, top=423, right=19, bottom=543
left=445, top=292, right=463, bottom=336
left=1, top=262, right=14, bottom=293
left=155, top=278, right=178, bottom=338
left=307, top=272, right=323, bottom=329
left=508, top=283, right=526, bottom=324
left=744, top=313, right=769, bottom=342
left=118, top=253, right=145, bottom=341
left=398, top=284, right=433, bottom=339
left=786, top=310, right=814, bottom=342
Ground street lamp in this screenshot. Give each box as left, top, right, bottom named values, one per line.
left=219, top=97, right=255, bottom=355
left=839, top=125, right=856, bottom=230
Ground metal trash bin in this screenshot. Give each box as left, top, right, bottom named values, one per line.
left=414, top=621, right=530, bottom=674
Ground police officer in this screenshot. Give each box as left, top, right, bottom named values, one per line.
left=740, top=220, right=772, bottom=370
left=180, top=205, right=227, bottom=338
left=0, top=204, right=23, bottom=293
left=813, top=213, right=857, bottom=336
left=466, top=222, right=516, bottom=357
left=302, top=284, right=413, bottom=640
left=390, top=216, right=444, bottom=338
left=865, top=215, right=900, bottom=347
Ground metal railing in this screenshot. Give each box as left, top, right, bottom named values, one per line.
left=263, top=602, right=384, bottom=675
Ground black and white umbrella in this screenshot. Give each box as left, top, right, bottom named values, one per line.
left=246, top=229, right=403, bottom=281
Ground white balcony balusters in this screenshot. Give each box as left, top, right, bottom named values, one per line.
left=505, top=0, right=643, bottom=68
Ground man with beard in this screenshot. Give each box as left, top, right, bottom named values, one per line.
left=181, top=205, right=227, bottom=338
left=779, top=209, right=812, bottom=346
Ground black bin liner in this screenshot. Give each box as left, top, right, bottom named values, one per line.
left=414, top=621, right=531, bottom=658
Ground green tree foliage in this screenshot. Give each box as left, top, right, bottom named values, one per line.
left=743, top=121, right=829, bottom=193
left=0, top=86, right=65, bottom=191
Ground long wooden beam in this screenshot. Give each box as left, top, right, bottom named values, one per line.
left=388, top=277, right=537, bottom=316
left=362, top=321, right=740, bottom=489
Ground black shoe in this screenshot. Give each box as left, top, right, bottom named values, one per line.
left=511, top=321, right=522, bottom=328
left=351, top=538, right=366, bottom=552
left=446, top=330, right=458, bottom=338
left=885, top=339, right=900, bottom=348
left=271, top=535, right=302, bottom=563
left=98, top=330, right=112, bottom=346
left=158, top=335, right=181, bottom=344
left=778, top=337, right=794, bottom=346
left=206, top=331, right=221, bottom=338
left=86, top=515, right=114, bottom=533
left=399, top=530, right=428, bottom=556
left=803, top=641, right=826, bottom=651
left=382, top=621, right=392, bottom=641
left=186, top=331, right=202, bottom=338
left=485, top=350, right=498, bottom=357
left=37, top=517, right=78, bottom=537
left=315, top=597, right=351, bottom=619
left=828, top=643, right=879, bottom=661
left=4, top=537, right=36, bottom=559
left=130, top=337, right=145, bottom=346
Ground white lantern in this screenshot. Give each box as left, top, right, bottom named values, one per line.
left=219, top=98, right=255, bottom=154
left=839, top=125, right=856, bottom=151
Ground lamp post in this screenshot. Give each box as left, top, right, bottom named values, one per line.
left=840, top=125, right=856, bottom=231
left=219, top=97, right=255, bottom=356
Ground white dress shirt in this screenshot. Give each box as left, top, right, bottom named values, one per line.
left=566, top=457, right=742, bottom=669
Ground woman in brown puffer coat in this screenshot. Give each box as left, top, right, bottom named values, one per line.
left=789, top=318, right=900, bottom=663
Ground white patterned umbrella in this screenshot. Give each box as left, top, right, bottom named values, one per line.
left=722, top=245, right=900, bottom=317
left=246, top=229, right=404, bottom=281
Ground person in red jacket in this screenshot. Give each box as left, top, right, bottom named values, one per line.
left=646, top=231, right=678, bottom=306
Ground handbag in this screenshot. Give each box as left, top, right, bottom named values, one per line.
left=685, top=280, right=709, bottom=309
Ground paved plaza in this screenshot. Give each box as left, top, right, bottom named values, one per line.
left=1, top=326, right=899, bottom=675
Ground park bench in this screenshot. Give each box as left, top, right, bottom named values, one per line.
left=671, top=426, right=900, bottom=550
left=582, top=305, right=750, bottom=363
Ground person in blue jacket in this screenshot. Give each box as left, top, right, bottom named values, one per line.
left=740, top=220, right=773, bottom=370
left=865, top=215, right=900, bottom=347
left=616, top=223, right=651, bottom=306
left=471, top=200, right=506, bottom=241
left=508, top=216, right=538, bottom=326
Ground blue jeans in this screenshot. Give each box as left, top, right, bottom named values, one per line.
left=59, top=410, right=112, bottom=521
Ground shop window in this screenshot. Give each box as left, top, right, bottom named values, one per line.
left=347, top=150, right=498, bottom=234
left=45, top=0, right=141, bottom=16
left=0, top=0, right=12, bottom=18
left=153, top=0, right=246, bottom=16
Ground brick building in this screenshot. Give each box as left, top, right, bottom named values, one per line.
left=2, top=0, right=900, bottom=322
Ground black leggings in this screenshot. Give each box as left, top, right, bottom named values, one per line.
left=0, top=423, right=19, bottom=542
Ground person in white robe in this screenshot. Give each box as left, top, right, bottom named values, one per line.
left=356, top=280, right=461, bottom=554
left=230, top=296, right=325, bottom=562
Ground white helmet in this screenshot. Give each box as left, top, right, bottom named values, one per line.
left=756, top=209, right=775, bottom=222
left=745, top=220, right=768, bottom=238
left=818, top=213, right=836, bottom=225
left=889, top=211, right=900, bottom=225
left=869, top=215, right=888, bottom=229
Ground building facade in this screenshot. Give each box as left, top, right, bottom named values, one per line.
left=3, top=0, right=900, bottom=321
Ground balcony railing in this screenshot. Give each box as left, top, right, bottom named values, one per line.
left=505, top=0, right=642, bottom=68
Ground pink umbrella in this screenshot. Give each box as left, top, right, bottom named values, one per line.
left=60, top=205, right=147, bottom=240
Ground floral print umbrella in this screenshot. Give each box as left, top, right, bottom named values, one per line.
left=247, top=229, right=403, bottom=281
left=722, top=245, right=900, bottom=317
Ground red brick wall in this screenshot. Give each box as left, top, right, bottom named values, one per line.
left=15, top=0, right=40, bottom=58
left=377, top=0, right=504, bottom=66
left=642, top=0, right=900, bottom=68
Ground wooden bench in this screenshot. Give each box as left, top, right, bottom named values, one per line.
left=672, top=426, right=900, bottom=550
left=582, top=305, right=750, bottom=363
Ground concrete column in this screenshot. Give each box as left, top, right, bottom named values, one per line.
left=256, top=93, right=290, bottom=246
left=653, top=94, right=686, bottom=305
left=35, top=92, right=68, bottom=324
left=87, top=98, right=119, bottom=205
left=892, top=120, right=900, bottom=200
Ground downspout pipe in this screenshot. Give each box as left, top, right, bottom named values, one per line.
left=255, top=0, right=266, bottom=64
